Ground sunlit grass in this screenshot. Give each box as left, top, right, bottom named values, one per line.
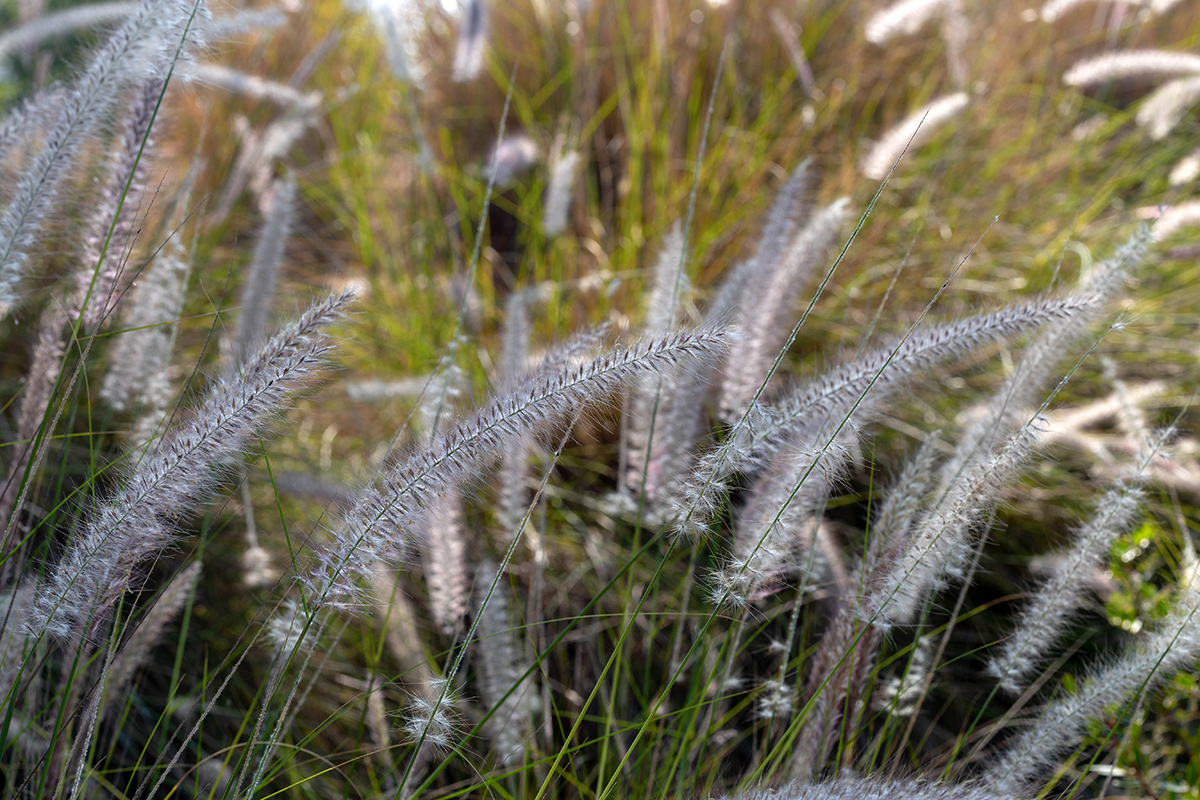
left=2, top=0, right=1199, bottom=796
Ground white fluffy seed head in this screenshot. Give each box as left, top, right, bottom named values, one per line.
left=401, top=678, right=462, bottom=752
left=543, top=149, right=580, bottom=237
left=1064, top=50, right=1200, bottom=87
left=861, top=93, right=969, bottom=181
left=1170, top=148, right=1200, bottom=186
left=1144, top=201, right=1200, bottom=240
left=451, top=0, right=487, bottom=82
left=266, top=597, right=315, bottom=658
left=1135, top=75, right=1200, bottom=140
left=864, top=0, right=947, bottom=44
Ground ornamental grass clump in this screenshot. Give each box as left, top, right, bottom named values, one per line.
left=0, top=0, right=1198, bottom=798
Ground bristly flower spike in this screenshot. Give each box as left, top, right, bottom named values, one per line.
left=75, top=78, right=164, bottom=331
left=865, top=0, right=947, bottom=45
left=451, top=0, right=487, bottom=82
left=29, top=291, right=353, bottom=640
left=475, top=560, right=533, bottom=765
left=423, top=486, right=471, bottom=638
left=1064, top=49, right=1200, bottom=87
left=861, top=93, right=970, bottom=181
left=100, top=230, right=192, bottom=416
left=496, top=291, right=533, bottom=538
left=719, top=198, right=850, bottom=421
left=621, top=225, right=702, bottom=507
left=543, top=149, right=580, bottom=237
left=234, top=175, right=296, bottom=363
left=705, top=160, right=814, bottom=329
left=308, top=327, right=732, bottom=610
left=0, top=0, right=210, bottom=319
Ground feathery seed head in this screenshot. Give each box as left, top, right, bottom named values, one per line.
left=310, top=326, right=732, bottom=609
left=401, top=681, right=462, bottom=752
left=266, top=597, right=316, bottom=658
left=1064, top=50, right=1200, bottom=87
left=0, top=0, right=210, bottom=318
left=29, top=292, right=352, bottom=640
left=756, top=679, right=794, bottom=720
left=862, top=93, right=969, bottom=181
left=543, top=149, right=581, bottom=237
left=865, top=0, right=947, bottom=44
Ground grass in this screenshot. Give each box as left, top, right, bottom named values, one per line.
left=2, top=0, right=1200, bottom=798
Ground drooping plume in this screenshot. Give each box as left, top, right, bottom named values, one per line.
left=31, top=291, right=353, bottom=640
left=308, top=327, right=732, bottom=610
